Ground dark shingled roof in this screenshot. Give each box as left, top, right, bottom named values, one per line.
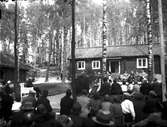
left=75, top=44, right=161, bottom=59
left=0, top=52, right=31, bottom=70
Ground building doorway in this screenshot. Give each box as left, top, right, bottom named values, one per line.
left=108, top=60, right=120, bottom=73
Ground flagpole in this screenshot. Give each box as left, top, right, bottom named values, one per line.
left=146, top=0, right=153, bottom=83
left=102, top=0, right=107, bottom=78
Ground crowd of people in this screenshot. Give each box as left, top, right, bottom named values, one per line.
left=0, top=71, right=167, bottom=127
left=0, top=80, right=55, bottom=127
left=59, top=71, right=167, bottom=127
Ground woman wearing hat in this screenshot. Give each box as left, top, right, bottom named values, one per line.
left=92, top=95, right=115, bottom=127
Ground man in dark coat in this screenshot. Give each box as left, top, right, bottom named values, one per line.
left=60, top=89, right=74, bottom=116
left=33, top=104, right=62, bottom=127
left=140, top=79, right=151, bottom=95
left=143, top=90, right=160, bottom=116
left=70, top=102, right=94, bottom=127
left=36, top=90, right=52, bottom=113
left=151, top=78, right=162, bottom=100
left=110, top=79, right=123, bottom=95
left=99, top=77, right=111, bottom=96
left=1, top=85, right=14, bottom=122
left=132, top=92, right=146, bottom=122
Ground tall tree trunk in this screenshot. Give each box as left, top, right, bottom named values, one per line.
left=52, top=32, right=56, bottom=65
left=8, top=31, right=12, bottom=53
left=55, top=28, right=61, bottom=76
left=34, top=36, right=38, bottom=66
left=41, top=39, right=46, bottom=65
left=62, top=26, right=68, bottom=84
left=45, top=31, right=53, bottom=82
left=83, top=16, right=86, bottom=47
left=22, top=32, right=28, bottom=63
left=60, top=28, right=63, bottom=79
left=59, top=28, right=64, bottom=80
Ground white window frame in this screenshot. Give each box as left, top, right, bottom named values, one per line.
left=136, top=58, right=148, bottom=68
left=92, top=60, right=101, bottom=69
left=77, top=61, right=85, bottom=70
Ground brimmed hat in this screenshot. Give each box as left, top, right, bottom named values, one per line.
left=103, top=94, right=111, bottom=102
left=92, top=110, right=114, bottom=126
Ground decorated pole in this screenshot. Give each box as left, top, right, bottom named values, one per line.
left=102, top=0, right=107, bottom=78
left=146, top=0, right=153, bottom=83
left=158, top=0, right=166, bottom=101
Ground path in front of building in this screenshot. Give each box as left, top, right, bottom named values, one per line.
left=12, top=93, right=65, bottom=114
left=12, top=77, right=67, bottom=113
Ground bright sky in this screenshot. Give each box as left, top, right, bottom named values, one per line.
left=92, top=0, right=104, bottom=5
left=4, top=0, right=54, bottom=9
left=92, top=0, right=130, bottom=5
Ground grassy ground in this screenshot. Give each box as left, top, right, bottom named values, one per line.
left=34, top=82, right=70, bottom=96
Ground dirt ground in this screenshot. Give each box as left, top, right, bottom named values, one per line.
left=48, top=93, right=65, bottom=113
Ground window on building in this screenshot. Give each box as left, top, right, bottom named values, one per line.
left=77, top=61, right=85, bottom=70
left=137, top=58, right=148, bottom=68
left=92, top=60, right=100, bottom=69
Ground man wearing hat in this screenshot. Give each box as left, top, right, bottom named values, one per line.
left=92, top=95, right=115, bottom=127
left=36, top=90, right=52, bottom=113
left=60, top=89, right=74, bottom=116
